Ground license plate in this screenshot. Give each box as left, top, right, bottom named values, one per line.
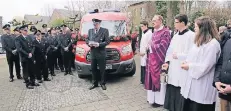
left=97, top=64, right=112, bottom=69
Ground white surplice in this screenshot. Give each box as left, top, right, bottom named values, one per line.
left=165, top=30, right=195, bottom=87
left=140, top=30, right=152, bottom=66
left=147, top=83, right=166, bottom=105
left=180, top=38, right=221, bottom=104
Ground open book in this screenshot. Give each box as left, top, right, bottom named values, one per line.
left=89, top=41, right=99, bottom=45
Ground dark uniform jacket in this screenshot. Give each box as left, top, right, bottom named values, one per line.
left=46, top=35, right=59, bottom=54
left=1, top=34, right=17, bottom=56
left=15, top=35, right=35, bottom=62
left=59, top=32, right=72, bottom=52
left=86, top=27, right=110, bottom=59
left=214, top=36, right=231, bottom=101
left=70, top=38, right=78, bottom=52
left=32, top=39, right=48, bottom=62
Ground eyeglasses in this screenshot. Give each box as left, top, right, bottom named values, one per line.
left=23, top=30, right=28, bottom=32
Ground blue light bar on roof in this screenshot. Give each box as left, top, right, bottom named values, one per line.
left=89, top=9, right=120, bottom=14
left=103, top=9, right=120, bottom=12
left=89, top=9, right=99, bottom=14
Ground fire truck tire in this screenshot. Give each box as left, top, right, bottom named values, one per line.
left=126, top=62, right=136, bottom=76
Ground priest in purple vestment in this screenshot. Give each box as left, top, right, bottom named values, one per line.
left=145, top=15, right=171, bottom=106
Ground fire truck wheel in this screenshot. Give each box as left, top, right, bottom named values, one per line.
left=126, top=62, right=136, bottom=76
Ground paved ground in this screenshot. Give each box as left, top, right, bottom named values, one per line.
left=0, top=55, right=167, bottom=111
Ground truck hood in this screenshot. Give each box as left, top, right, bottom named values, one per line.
left=77, top=41, right=131, bottom=50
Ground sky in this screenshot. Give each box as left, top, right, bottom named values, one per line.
left=0, top=0, right=225, bottom=24
left=0, top=0, right=76, bottom=24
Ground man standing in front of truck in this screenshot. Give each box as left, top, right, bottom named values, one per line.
left=86, top=18, right=110, bottom=90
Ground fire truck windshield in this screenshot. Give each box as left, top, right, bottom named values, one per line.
left=81, top=20, right=126, bottom=36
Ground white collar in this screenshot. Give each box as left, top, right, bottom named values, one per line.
left=154, top=25, right=164, bottom=32
left=36, top=38, right=40, bottom=42
left=22, top=34, right=27, bottom=38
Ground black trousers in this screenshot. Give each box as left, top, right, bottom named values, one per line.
left=21, top=59, right=35, bottom=84
left=47, top=52, right=55, bottom=74
left=56, top=50, right=64, bottom=70
left=91, top=57, right=106, bottom=85
left=71, top=52, right=75, bottom=69
left=140, top=66, right=146, bottom=84
left=35, top=59, right=49, bottom=80
left=6, top=53, right=21, bottom=79
left=63, top=51, right=72, bottom=73
left=131, top=40, right=136, bottom=53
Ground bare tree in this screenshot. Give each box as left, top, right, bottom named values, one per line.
left=44, top=4, right=54, bottom=17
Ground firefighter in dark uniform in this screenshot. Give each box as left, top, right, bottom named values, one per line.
left=1, top=24, right=22, bottom=82
left=32, top=30, right=51, bottom=83
left=47, top=27, right=59, bottom=76
left=55, top=26, right=64, bottom=71
left=15, top=25, right=39, bottom=89
left=71, top=28, right=78, bottom=71
left=59, top=24, right=75, bottom=75
left=86, top=18, right=110, bottom=90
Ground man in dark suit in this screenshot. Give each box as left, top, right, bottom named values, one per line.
left=1, top=24, right=22, bottom=82
left=86, top=18, right=110, bottom=90
left=214, top=19, right=231, bottom=110
left=15, top=25, right=39, bottom=89
left=59, top=24, right=76, bottom=75
left=55, top=26, right=64, bottom=71
left=47, top=27, right=59, bottom=76
left=33, top=30, right=51, bottom=83
left=71, top=29, right=78, bottom=71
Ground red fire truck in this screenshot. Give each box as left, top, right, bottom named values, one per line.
left=75, top=9, right=136, bottom=78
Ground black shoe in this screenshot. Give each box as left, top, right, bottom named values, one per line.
left=64, top=72, right=68, bottom=76
left=69, top=72, right=73, bottom=75
left=44, top=78, right=51, bottom=81
left=17, top=76, right=23, bottom=79
left=89, top=84, right=98, bottom=90
left=38, top=80, right=43, bottom=83
left=152, top=103, right=162, bottom=108
left=72, top=68, right=76, bottom=71
left=26, top=84, right=34, bottom=89
left=9, top=78, right=14, bottom=82
left=51, top=73, right=56, bottom=76
left=101, top=84, right=107, bottom=90
left=55, top=66, right=59, bottom=70
left=31, top=82, right=40, bottom=86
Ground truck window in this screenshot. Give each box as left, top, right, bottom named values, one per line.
left=81, top=20, right=126, bottom=36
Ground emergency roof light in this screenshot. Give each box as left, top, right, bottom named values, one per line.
left=103, top=9, right=120, bottom=12
left=89, top=9, right=120, bottom=14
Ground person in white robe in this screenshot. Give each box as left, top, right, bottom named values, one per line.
left=139, top=21, right=152, bottom=84
left=180, top=16, right=221, bottom=111
left=162, top=14, right=195, bottom=111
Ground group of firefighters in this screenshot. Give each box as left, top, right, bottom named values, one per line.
left=1, top=23, right=78, bottom=89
